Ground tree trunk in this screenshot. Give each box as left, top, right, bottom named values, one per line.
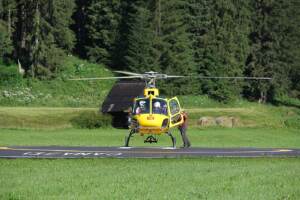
left=155, top=0, right=161, bottom=36
left=8, top=7, right=11, bottom=37
left=20, top=4, right=26, bottom=50
left=32, top=1, right=41, bottom=78
left=258, top=91, right=267, bottom=104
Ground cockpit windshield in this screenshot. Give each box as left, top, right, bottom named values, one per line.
left=133, top=99, right=150, bottom=114
left=133, top=98, right=168, bottom=115
left=152, top=99, right=168, bottom=115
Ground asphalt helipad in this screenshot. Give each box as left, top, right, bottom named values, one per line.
left=0, top=146, right=300, bottom=158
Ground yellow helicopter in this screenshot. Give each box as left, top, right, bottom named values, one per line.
left=125, top=72, right=185, bottom=148
left=70, top=71, right=271, bottom=148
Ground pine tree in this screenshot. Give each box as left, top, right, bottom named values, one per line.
left=123, top=1, right=159, bottom=72
left=85, top=0, right=121, bottom=65
left=246, top=0, right=294, bottom=102
left=288, top=0, right=300, bottom=98
left=14, top=0, right=33, bottom=71
left=188, top=0, right=252, bottom=101
left=14, top=0, right=75, bottom=78
left=0, top=19, right=13, bottom=61
left=72, top=0, right=88, bottom=58
left=50, top=0, right=76, bottom=53
left=157, top=0, right=199, bottom=95
left=0, top=0, right=16, bottom=62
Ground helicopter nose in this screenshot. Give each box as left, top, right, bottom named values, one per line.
left=137, top=114, right=165, bottom=127
left=147, top=115, right=155, bottom=120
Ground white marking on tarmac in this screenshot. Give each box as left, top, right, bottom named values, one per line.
left=119, top=147, right=133, bottom=149
left=22, top=152, right=123, bottom=157
left=279, top=149, right=293, bottom=152
left=162, top=147, right=177, bottom=150
left=23, top=152, right=44, bottom=156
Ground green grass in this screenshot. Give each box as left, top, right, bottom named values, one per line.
left=0, top=105, right=299, bottom=199
left=0, top=158, right=299, bottom=200
left=187, top=106, right=300, bottom=128
left=178, top=95, right=256, bottom=108
left=0, top=106, right=299, bottom=148
left=0, top=128, right=299, bottom=148
left=1, top=105, right=299, bottom=129
left=0, top=107, right=97, bottom=129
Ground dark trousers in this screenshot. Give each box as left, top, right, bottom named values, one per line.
left=179, top=126, right=191, bottom=147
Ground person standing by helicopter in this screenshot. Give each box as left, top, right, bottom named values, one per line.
left=178, top=111, right=191, bottom=148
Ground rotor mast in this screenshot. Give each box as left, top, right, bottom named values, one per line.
left=144, top=71, right=158, bottom=88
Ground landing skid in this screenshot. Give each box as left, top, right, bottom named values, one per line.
left=124, top=130, right=135, bottom=147
left=166, top=132, right=176, bottom=148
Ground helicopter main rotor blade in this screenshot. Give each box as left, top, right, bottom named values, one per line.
left=156, top=75, right=272, bottom=80
left=114, top=71, right=143, bottom=76
left=145, top=74, right=186, bottom=79
left=68, top=75, right=142, bottom=81
left=191, top=76, right=272, bottom=80
left=164, top=75, right=186, bottom=78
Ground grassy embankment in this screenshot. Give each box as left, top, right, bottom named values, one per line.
left=0, top=56, right=114, bottom=107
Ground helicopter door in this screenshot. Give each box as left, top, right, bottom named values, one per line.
left=168, top=97, right=183, bottom=128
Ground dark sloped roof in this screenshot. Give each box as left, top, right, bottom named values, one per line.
left=101, top=80, right=146, bottom=113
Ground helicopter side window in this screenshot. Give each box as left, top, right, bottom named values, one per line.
left=152, top=99, right=168, bottom=115
left=169, top=99, right=180, bottom=115
left=134, top=99, right=150, bottom=114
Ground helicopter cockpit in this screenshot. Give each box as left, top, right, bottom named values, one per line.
left=152, top=99, right=168, bottom=115
left=133, top=99, right=149, bottom=114
left=133, top=98, right=168, bottom=116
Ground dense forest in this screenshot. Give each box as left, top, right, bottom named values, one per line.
left=0, top=0, right=299, bottom=102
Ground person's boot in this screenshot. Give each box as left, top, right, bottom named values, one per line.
left=181, top=143, right=190, bottom=148
left=180, top=144, right=187, bottom=148
left=186, top=143, right=191, bottom=148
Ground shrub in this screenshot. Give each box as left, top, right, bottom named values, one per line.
left=274, top=96, right=300, bottom=108
left=71, top=111, right=112, bottom=129
left=0, top=65, right=23, bottom=86
left=284, top=115, right=300, bottom=129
